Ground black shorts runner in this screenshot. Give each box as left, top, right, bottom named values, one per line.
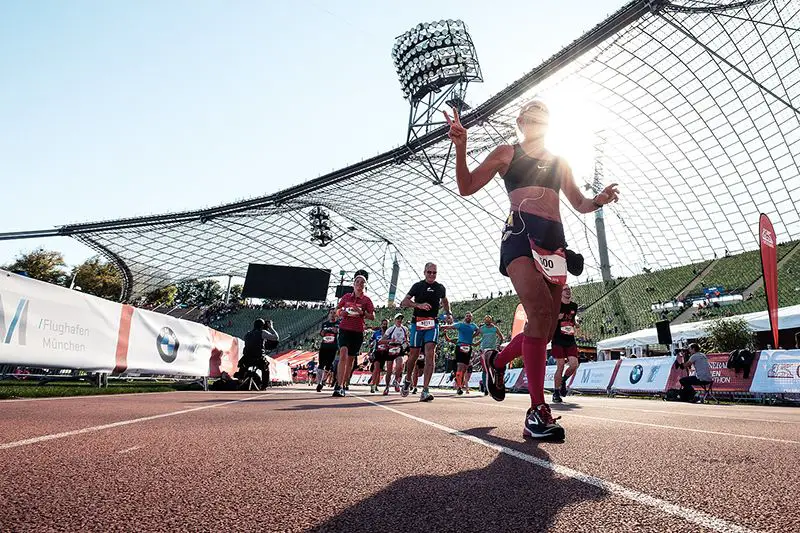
left=455, top=344, right=472, bottom=365
left=499, top=210, right=565, bottom=277
left=338, top=329, right=364, bottom=357
left=318, top=345, right=337, bottom=370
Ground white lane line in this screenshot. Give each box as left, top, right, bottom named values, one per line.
left=117, top=445, right=143, bottom=454
left=0, top=396, right=260, bottom=451
left=355, top=395, right=758, bottom=533
left=477, top=402, right=800, bottom=445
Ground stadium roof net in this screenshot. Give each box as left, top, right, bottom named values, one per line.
left=4, top=0, right=800, bottom=303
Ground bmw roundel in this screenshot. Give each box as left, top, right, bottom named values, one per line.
left=156, top=327, right=180, bottom=363
left=629, top=364, right=644, bottom=384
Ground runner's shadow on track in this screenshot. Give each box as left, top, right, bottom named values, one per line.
left=548, top=402, right=584, bottom=413
left=308, top=426, right=606, bottom=533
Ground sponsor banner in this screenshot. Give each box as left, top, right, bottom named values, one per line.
left=468, top=372, right=482, bottom=387
left=294, top=369, right=309, bottom=382
left=571, top=360, right=620, bottom=392
left=666, top=353, right=758, bottom=393
left=208, top=328, right=240, bottom=378
left=430, top=372, right=445, bottom=387
left=126, top=308, right=212, bottom=376
left=611, top=356, right=675, bottom=393
left=271, top=359, right=292, bottom=383
left=358, top=373, right=371, bottom=385
left=759, top=214, right=779, bottom=348
left=504, top=368, right=523, bottom=391
left=750, top=350, right=800, bottom=393
left=0, top=271, right=120, bottom=371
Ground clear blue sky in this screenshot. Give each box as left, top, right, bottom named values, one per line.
left=0, top=0, right=624, bottom=268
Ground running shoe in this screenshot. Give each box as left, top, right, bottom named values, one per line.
left=401, top=381, right=411, bottom=398
left=316, top=383, right=323, bottom=392
left=394, top=383, right=401, bottom=392
left=465, top=387, right=470, bottom=394
left=560, top=381, right=568, bottom=397
left=552, top=390, right=562, bottom=403
left=481, top=350, right=505, bottom=402
left=383, top=386, right=389, bottom=396
left=412, top=387, right=418, bottom=395
left=420, top=390, right=434, bottom=402
left=457, top=388, right=464, bottom=396
left=370, top=384, right=376, bottom=394
left=523, top=404, right=565, bottom=440
left=332, top=387, right=343, bottom=397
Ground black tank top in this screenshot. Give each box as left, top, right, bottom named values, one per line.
left=502, top=145, right=561, bottom=194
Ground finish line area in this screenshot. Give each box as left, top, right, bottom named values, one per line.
left=1, top=387, right=797, bottom=532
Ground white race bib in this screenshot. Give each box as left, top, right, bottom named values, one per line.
left=388, top=346, right=402, bottom=356
left=560, top=325, right=575, bottom=336
left=322, top=334, right=336, bottom=343
left=531, top=246, right=567, bottom=284
left=416, top=318, right=435, bottom=331
left=459, top=344, right=471, bottom=353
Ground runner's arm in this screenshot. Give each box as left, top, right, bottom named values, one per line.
left=455, top=145, right=513, bottom=196
left=496, top=326, right=505, bottom=344
left=561, top=161, right=599, bottom=214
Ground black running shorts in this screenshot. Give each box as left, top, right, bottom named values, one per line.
left=318, top=344, right=337, bottom=370
left=455, top=344, right=472, bottom=365
left=337, top=329, right=364, bottom=357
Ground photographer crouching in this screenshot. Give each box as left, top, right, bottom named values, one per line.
left=676, top=343, right=712, bottom=402
left=236, top=318, right=280, bottom=389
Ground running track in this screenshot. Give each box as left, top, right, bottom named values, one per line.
left=1, top=387, right=798, bottom=532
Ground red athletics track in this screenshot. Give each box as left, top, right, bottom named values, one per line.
left=1, top=387, right=798, bottom=532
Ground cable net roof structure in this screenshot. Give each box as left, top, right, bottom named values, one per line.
left=6, top=0, right=800, bottom=303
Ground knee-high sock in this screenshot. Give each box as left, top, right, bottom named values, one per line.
left=522, top=336, right=548, bottom=406
left=495, top=333, right=524, bottom=368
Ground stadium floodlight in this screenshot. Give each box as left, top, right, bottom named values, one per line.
left=392, top=19, right=482, bottom=145
left=309, top=206, right=332, bottom=247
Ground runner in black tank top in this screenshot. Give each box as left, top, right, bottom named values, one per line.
left=445, top=101, right=619, bottom=441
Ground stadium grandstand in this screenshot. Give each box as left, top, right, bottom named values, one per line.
left=2, top=0, right=800, bottom=345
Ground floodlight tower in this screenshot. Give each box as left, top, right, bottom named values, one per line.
left=391, top=20, right=483, bottom=148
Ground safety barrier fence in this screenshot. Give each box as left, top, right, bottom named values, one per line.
left=0, top=269, right=294, bottom=384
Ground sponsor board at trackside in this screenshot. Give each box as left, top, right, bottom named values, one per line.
left=571, top=360, right=621, bottom=391
left=750, top=349, right=800, bottom=393
left=612, top=355, right=675, bottom=392
left=0, top=269, right=243, bottom=377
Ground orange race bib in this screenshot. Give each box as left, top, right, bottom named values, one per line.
left=531, top=245, right=567, bottom=285
left=415, top=318, right=436, bottom=331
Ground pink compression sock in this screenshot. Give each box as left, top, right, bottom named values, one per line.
left=495, top=333, right=524, bottom=368
left=522, top=336, right=548, bottom=406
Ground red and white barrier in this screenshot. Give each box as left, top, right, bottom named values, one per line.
left=0, top=269, right=242, bottom=377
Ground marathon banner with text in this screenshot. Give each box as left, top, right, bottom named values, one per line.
left=0, top=270, right=119, bottom=371
left=571, top=360, right=621, bottom=392
left=666, top=353, right=758, bottom=393
left=0, top=269, right=243, bottom=377
left=611, top=356, right=675, bottom=393
left=510, top=364, right=574, bottom=392
left=750, top=349, right=800, bottom=394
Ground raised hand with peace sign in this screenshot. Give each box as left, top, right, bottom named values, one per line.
left=443, top=107, right=467, bottom=148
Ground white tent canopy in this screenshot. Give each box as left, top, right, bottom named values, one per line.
left=596, top=305, right=800, bottom=351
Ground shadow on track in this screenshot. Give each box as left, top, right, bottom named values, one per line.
left=308, top=426, right=606, bottom=533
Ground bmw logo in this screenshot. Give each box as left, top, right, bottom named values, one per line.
left=630, top=364, right=644, bottom=384
left=156, top=327, right=180, bottom=363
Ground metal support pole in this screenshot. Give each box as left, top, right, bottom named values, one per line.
left=224, top=274, right=233, bottom=304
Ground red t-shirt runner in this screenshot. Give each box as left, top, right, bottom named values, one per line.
left=336, top=292, right=375, bottom=333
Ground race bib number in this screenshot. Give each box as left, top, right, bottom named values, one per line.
left=322, top=334, right=336, bottom=344
left=416, top=318, right=435, bottom=331
left=560, top=325, right=575, bottom=336
left=531, top=246, right=567, bottom=285
left=345, top=306, right=362, bottom=317
left=388, top=345, right=402, bottom=356
left=459, top=344, right=471, bottom=353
